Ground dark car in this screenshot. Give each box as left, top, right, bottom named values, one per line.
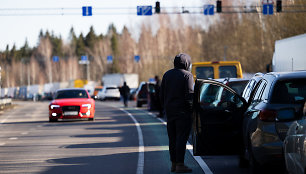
left=135, top=81, right=155, bottom=107
left=192, top=71, right=306, bottom=172
left=283, top=102, right=306, bottom=174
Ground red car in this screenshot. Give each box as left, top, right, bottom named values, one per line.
left=49, top=88, right=95, bottom=122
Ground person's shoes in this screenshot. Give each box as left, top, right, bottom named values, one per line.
left=175, top=163, right=192, bottom=173
left=171, top=162, right=176, bottom=172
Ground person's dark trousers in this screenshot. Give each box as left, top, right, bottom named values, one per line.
left=123, top=97, right=128, bottom=107
left=167, top=117, right=192, bottom=163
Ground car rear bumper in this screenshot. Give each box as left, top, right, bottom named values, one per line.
left=252, top=142, right=284, bottom=166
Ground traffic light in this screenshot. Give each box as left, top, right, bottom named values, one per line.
left=216, top=0, right=222, bottom=13
left=155, top=1, right=160, bottom=14
left=276, top=0, right=282, bottom=12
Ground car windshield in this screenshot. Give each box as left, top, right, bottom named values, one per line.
left=228, top=81, right=248, bottom=95
left=271, top=79, right=306, bottom=104
left=55, top=90, right=88, bottom=99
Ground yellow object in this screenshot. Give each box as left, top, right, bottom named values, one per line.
left=191, top=61, right=243, bottom=79
left=74, top=79, right=88, bottom=88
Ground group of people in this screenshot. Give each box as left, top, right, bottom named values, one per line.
left=119, top=53, right=194, bottom=173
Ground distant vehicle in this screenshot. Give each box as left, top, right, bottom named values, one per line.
left=192, top=71, right=306, bottom=172
left=191, top=61, right=243, bottom=80
left=284, top=102, right=306, bottom=174
left=272, top=33, right=306, bottom=72
left=92, top=86, right=103, bottom=100
left=102, top=73, right=139, bottom=89
left=48, top=88, right=95, bottom=122
left=135, top=81, right=155, bottom=107
left=98, top=85, right=120, bottom=101
left=129, top=88, right=137, bottom=101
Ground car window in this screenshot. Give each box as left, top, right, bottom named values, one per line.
left=199, top=83, right=244, bottom=110
left=270, top=79, right=306, bottom=104
left=228, top=80, right=248, bottom=95
left=252, top=80, right=267, bottom=102
left=196, top=67, right=214, bottom=79
left=242, top=79, right=256, bottom=100
left=55, top=90, right=88, bottom=99
left=219, top=66, right=237, bottom=78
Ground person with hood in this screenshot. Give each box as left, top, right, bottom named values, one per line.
left=160, top=53, right=194, bottom=173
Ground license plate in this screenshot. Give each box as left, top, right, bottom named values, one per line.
left=64, top=111, right=78, bottom=116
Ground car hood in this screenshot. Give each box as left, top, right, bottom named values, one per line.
left=51, top=98, right=92, bottom=106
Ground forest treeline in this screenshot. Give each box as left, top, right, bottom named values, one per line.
left=0, top=0, right=305, bottom=88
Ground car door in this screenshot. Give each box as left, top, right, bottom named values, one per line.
left=192, top=79, right=247, bottom=156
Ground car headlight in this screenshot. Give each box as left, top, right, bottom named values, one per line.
left=82, top=104, right=91, bottom=109
left=50, top=105, right=60, bottom=109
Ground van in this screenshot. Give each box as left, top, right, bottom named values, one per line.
left=191, top=61, right=243, bottom=80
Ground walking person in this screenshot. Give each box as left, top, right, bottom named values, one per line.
left=120, top=82, right=130, bottom=107
left=160, top=53, right=194, bottom=173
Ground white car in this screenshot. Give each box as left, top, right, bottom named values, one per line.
left=97, top=85, right=120, bottom=101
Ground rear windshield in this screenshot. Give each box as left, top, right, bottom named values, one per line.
left=271, top=79, right=306, bottom=104
left=228, top=81, right=248, bottom=95
left=55, top=90, right=88, bottom=99
left=196, top=67, right=214, bottom=79
left=219, top=66, right=237, bottom=78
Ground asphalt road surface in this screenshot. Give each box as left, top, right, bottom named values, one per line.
left=0, top=100, right=255, bottom=174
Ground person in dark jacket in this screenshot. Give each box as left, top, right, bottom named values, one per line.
left=154, top=75, right=163, bottom=118
left=120, top=82, right=130, bottom=107
left=160, top=53, right=194, bottom=173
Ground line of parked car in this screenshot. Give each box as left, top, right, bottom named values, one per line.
left=192, top=71, right=306, bottom=174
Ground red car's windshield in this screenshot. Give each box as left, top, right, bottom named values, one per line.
left=55, top=90, right=88, bottom=99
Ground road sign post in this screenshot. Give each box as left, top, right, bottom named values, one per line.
left=107, top=55, right=113, bottom=64
left=79, top=55, right=90, bottom=81
left=134, top=55, right=140, bottom=63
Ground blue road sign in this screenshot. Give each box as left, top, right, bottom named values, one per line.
left=263, top=4, right=273, bottom=15
left=81, top=55, right=88, bottom=61
left=52, top=56, right=59, bottom=62
left=204, top=5, right=214, bottom=15
left=137, top=6, right=153, bottom=16
left=107, top=55, right=113, bottom=63
left=82, top=6, right=92, bottom=16
left=134, top=55, right=140, bottom=63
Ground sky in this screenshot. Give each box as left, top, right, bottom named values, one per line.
left=0, top=0, right=258, bottom=51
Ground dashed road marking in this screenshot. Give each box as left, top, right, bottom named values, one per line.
left=9, top=137, right=18, bottom=140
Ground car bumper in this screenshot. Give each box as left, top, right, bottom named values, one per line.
left=49, top=109, right=94, bottom=119
left=252, top=141, right=284, bottom=166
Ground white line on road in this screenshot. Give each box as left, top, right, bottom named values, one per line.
left=0, top=143, right=6, bottom=146
left=21, top=132, right=28, bottom=135
left=9, top=137, right=18, bottom=140
left=119, top=108, right=144, bottom=174
left=147, top=111, right=213, bottom=174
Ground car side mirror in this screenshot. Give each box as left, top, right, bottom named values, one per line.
left=277, top=108, right=295, bottom=121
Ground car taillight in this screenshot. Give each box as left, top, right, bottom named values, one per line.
left=258, top=109, right=277, bottom=121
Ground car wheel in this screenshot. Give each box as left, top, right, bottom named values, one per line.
left=137, top=101, right=142, bottom=107
left=49, top=118, right=58, bottom=122
left=88, top=118, right=94, bottom=121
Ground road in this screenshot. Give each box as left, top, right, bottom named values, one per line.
left=0, top=100, right=250, bottom=174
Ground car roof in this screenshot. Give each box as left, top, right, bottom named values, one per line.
left=265, top=71, right=306, bottom=80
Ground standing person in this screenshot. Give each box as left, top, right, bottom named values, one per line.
left=160, top=53, right=194, bottom=173
left=154, top=75, right=163, bottom=118
left=121, top=82, right=130, bottom=107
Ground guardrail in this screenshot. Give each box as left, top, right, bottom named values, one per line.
left=0, top=98, right=12, bottom=110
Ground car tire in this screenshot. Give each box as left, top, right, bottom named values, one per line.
left=49, top=118, right=58, bottom=122
left=88, top=118, right=94, bottom=121
left=137, top=101, right=142, bottom=107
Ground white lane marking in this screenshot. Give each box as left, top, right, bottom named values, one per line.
left=9, top=137, right=18, bottom=140
left=147, top=111, right=213, bottom=174
left=0, top=143, right=6, bottom=146
left=21, top=132, right=28, bottom=135
left=119, top=108, right=144, bottom=174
